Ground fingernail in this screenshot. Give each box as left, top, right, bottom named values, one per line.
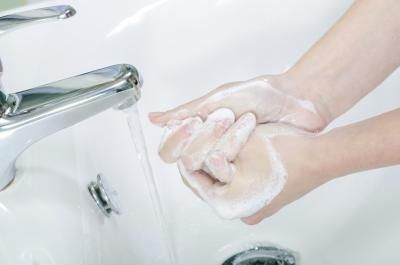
left=148, top=112, right=166, bottom=126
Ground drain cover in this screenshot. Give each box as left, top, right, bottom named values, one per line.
left=222, top=246, right=296, bottom=265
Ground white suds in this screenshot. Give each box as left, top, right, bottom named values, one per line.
left=204, top=112, right=256, bottom=183
left=179, top=108, right=235, bottom=170
left=209, top=137, right=287, bottom=219
left=214, top=112, right=256, bottom=161
left=206, top=108, right=235, bottom=123
left=158, top=117, right=203, bottom=160
left=158, top=120, right=183, bottom=152
left=178, top=124, right=294, bottom=219
left=179, top=139, right=287, bottom=219
left=296, top=98, right=318, bottom=114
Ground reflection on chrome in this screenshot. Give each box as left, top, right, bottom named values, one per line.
left=0, top=5, right=76, bottom=35
left=0, top=64, right=142, bottom=190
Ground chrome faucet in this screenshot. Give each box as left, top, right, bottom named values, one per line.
left=0, top=5, right=76, bottom=35
left=0, top=6, right=142, bottom=190
left=0, top=62, right=142, bottom=190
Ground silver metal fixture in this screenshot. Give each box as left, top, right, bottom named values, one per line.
left=222, top=246, right=296, bottom=265
left=0, top=5, right=76, bottom=35
left=0, top=63, right=142, bottom=190
left=88, top=174, right=121, bottom=217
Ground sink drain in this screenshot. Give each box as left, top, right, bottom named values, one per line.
left=222, top=246, right=296, bottom=265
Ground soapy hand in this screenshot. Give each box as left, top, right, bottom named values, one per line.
left=158, top=108, right=256, bottom=182
left=178, top=122, right=298, bottom=220
left=156, top=108, right=324, bottom=223
left=150, top=74, right=330, bottom=223
left=149, top=75, right=327, bottom=132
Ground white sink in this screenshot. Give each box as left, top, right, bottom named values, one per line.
left=0, top=0, right=399, bottom=264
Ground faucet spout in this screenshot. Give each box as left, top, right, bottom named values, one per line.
left=0, top=5, right=76, bottom=35
left=0, top=64, right=142, bottom=190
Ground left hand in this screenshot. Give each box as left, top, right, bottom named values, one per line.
left=156, top=108, right=327, bottom=224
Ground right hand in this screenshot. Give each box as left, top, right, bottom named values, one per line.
left=149, top=74, right=327, bottom=132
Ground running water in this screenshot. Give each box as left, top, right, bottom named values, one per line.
left=124, top=105, right=177, bottom=265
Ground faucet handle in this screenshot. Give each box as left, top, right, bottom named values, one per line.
left=0, top=5, right=76, bottom=36
left=0, top=4, right=76, bottom=112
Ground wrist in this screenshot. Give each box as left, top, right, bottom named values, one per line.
left=306, top=135, right=338, bottom=183
left=256, top=73, right=330, bottom=132
left=306, top=129, right=354, bottom=183
left=272, top=132, right=334, bottom=189
left=277, top=70, right=335, bottom=128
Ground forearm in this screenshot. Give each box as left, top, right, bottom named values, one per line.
left=283, top=0, right=400, bottom=124
left=311, top=108, right=400, bottom=181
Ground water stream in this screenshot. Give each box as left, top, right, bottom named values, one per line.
left=124, top=105, right=177, bottom=265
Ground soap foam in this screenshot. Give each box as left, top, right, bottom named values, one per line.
left=178, top=124, right=296, bottom=219
left=203, top=150, right=234, bottom=183
left=179, top=108, right=235, bottom=170
left=206, top=108, right=235, bottom=122
left=201, top=77, right=320, bottom=131
left=158, top=117, right=203, bottom=161
left=210, top=137, right=287, bottom=219
left=177, top=160, right=211, bottom=201
left=204, top=112, right=256, bottom=183
left=213, top=112, right=256, bottom=161
left=158, top=120, right=183, bottom=152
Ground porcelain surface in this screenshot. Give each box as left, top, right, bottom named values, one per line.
left=0, top=0, right=399, bottom=264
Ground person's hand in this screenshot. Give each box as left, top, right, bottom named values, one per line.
left=235, top=124, right=325, bottom=224
left=157, top=108, right=255, bottom=181
left=149, top=75, right=328, bottom=132
left=156, top=108, right=328, bottom=223
left=184, top=123, right=328, bottom=223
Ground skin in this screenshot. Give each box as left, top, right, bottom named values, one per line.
left=156, top=108, right=400, bottom=224
left=150, top=76, right=327, bottom=132
left=149, top=0, right=400, bottom=224
left=150, top=0, right=400, bottom=129
left=158, top=109, right=256, bottom=183
left=243, top=108, right=400, bottom=224
left=283, top=0, right=400, bottom=123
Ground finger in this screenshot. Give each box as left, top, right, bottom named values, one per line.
left=177, top=161, right=214, bottom=201
left=158, top=117, right=203, bottom=163
left=203, top=151, right=235, bottom=184
left=149, top=92, right=212, bottom=126
left=214, top=112, right=256, bottom=161
left=148, top=82, right=243, bottom=127
left=180, top=108, right=235, bottom=171
left=204, top=113, right=256, bottom=183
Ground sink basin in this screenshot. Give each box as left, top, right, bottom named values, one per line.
left=0, top=0, right=399, bottom=264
